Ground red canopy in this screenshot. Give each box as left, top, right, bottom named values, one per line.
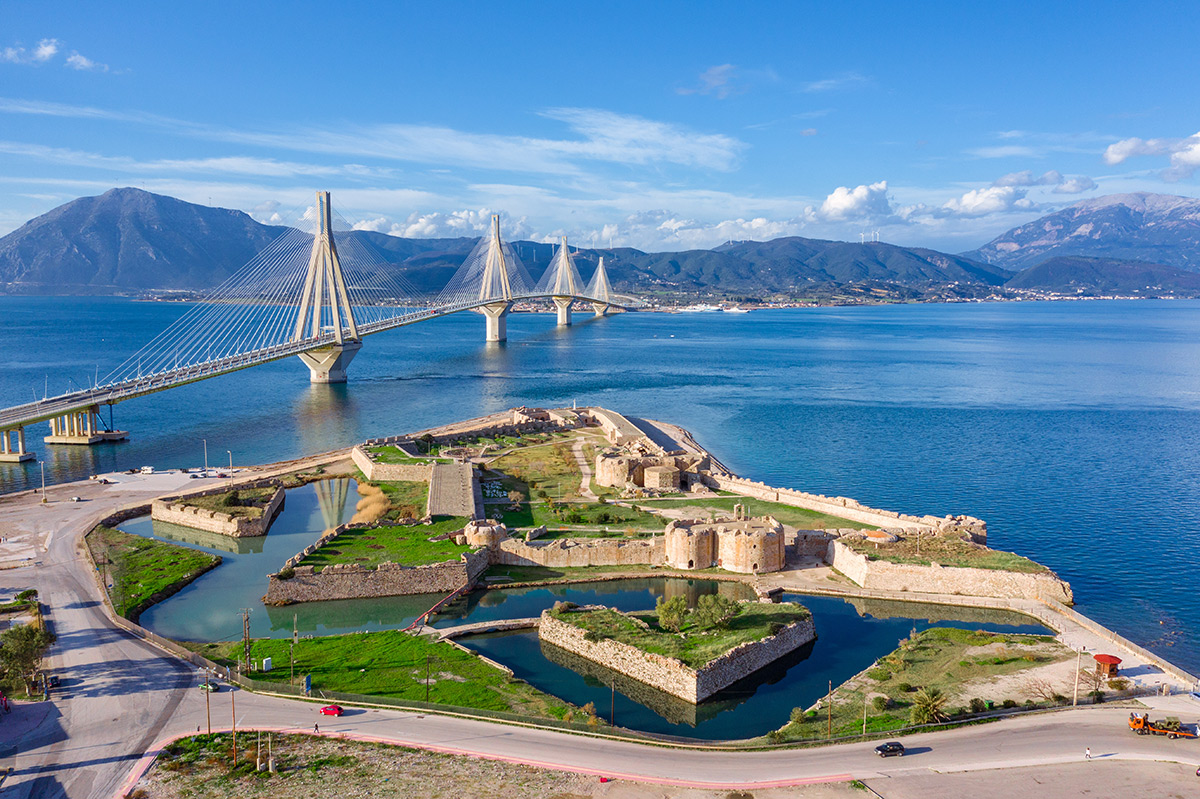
left=1093, top=654, right=1122, bottom=665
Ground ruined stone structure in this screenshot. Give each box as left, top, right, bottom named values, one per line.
left=491, top=536, right=662, bottom=569
left=594, top=450, right=707, bottom=491
left=351, top=445, right=433, bottom=483
left=826, top=540, right=1074, bottom=604
left=151, top=486, right=285, bottom=538
left=663, top=511, right=785, bottom=574
left=264, top=548, right=490, bottom=604
left=643, top=464, right=680, bottom=490
left=461, top=518, right=508, bottom=548
left=538, top=604, right=816, bottom=703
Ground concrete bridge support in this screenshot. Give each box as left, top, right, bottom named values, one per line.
left=591, top=302, right=610, bottom=317
left=0, top=427, right=34, bottom=463
left=553, top=296, right=573, bottom=327
left=298, top=340, right=362, bottom=384
left=44, top=407, right=127, bottom=446
left=480, top=301, right=511, bottom=342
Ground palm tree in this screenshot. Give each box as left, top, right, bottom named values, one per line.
left=909, top=687, right=949, bottom=725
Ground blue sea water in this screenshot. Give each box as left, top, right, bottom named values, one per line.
left=1, top=296, right=1198, bottom=674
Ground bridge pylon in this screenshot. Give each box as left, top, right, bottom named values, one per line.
left=478, top=215, right=515, bottom=341
left=0, top=426, right=34, bottom=462
left=44, top=405, right=127, bottom=448
left=538, top=237, right=585, bottom=327
left=587, top=256, right=613, bottom=316
left=293, top=191, right=362, bottom=383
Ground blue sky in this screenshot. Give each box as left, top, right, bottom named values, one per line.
left=1, top=0, right=1198, bottom=252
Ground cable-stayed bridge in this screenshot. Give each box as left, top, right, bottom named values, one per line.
left=0, top=192, right=641, bottom=463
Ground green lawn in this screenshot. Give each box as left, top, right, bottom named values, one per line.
left=638, top=495, right=871, bottom=530
left=375, top=480, right=429, bottom=520
left=190, top=630, right=571, bottom=719
left=488, top=440, right=583, bottom=501
left=86, top=526, right=221, bottom=621
left=551, top=602, right=810, bottom=669
left=498, top=500, right=664, bottom=531
left=299, top=517, right=470, bottom=571
left=177, top=486, right=276, bottom=519
left=772, top=627, right=1070, bottom=742
left=841, top=534, right=1050, bottom=573
left=367, top=445, right=448, bottom=465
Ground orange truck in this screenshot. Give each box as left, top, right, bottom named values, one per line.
left=1128, top=712, right=1197, bottom=739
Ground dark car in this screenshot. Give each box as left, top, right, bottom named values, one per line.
left=48, top=675, right=61, bottom=688
left=874, top=741, right=905, bottom=757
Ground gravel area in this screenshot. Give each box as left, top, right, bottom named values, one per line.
left=134, top=733, right=862, bottom=799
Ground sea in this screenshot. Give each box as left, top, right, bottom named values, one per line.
left=2, top=296, right=1198, bottom=675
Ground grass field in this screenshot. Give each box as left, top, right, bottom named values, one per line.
left=499, top=500, right=664, bottom=531
left=375, top=480, right=429, bottom=520
left=637, top=495, right=870, bottom=530
left=551, top=602, right=810, bottom=669
left=367, top=445, right=449, bottom=465
left=489, top=440, right=583, bottom=501
left=841, top=534, right=1050, bottom=573
left=299, top=517, right=469, bottom=571
left=191, top=630, right=570, bottom=718
left=85, top=526, right=221, bottom=621
left=178, top=487, right=276, bottom=519
left=772, top=627, right=1070, bottom=742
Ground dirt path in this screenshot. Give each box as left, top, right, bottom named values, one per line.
left=571, top=440, right=599, bottom=500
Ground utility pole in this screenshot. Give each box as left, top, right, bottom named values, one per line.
left=231, top=685, right=237, bottom=768
left=425, top=654, right=432, bottom=702
left=40, top=462, right=46, bottom=504
left=239, top=609, right=252, bottom=674
left=203, top=438, right=208, bottom=477
left=610, top=682, right=616, bottom=727
left=827, top=680, right=833, bottom=739
left=227, top=451, right=233, bottom=488
left=292, top=614, right=298, bottom=686
left=862, top=693, right=868, bottom=735
left=1073, top=647, right=1084, bottom=706
left=205, top=670, right=211, bottom=735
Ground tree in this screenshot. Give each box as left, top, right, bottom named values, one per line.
left=655, top=596, right=688, bottom=632
left=909, top=687, right=949, bottom=725
left=0, top=624, right=57, bottom=692
left=693, top=594, right=738, bottom=630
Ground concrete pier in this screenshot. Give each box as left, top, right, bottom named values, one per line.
left=591, top=302, right=610, bottom=317
left=553, top=296, right=573, bottom=327
left=0, top=427, right=34, bottom=462
left=480, top=301, right=511, bottom=342
left=297, top=339, right=362, bottom=384
left=44, top=408, right=127, bottom=446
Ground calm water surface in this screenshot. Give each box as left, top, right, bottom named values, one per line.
left=3, top=296, right=1199, bottom=671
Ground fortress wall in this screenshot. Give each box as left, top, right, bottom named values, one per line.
left=827, top=540, right=1074, bottom=604
left=150, top=486, right=284, bottom=538
left=492, top=537, right=663, bottom=569
left=264, top=549, right=489, bottom=604
left=351, top=446, right=434, bottom=483
left=538, top=606, right=816, bottom=703
left=707, top=474, right=931, bottom=531
left=793, top=530, right=837, bottom=558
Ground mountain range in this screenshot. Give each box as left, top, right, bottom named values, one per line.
left=4, top=187, right=1200, bottom=299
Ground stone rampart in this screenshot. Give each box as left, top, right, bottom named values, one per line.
left=538, top=605, right=816, bottom=703
left=827, top=540, right=1073, bottom=604
left=492, top=537, right=663, bottom=569
left=151, top=486, right=284, bottom=538
left=264, top=548, right=490, bottom=604
left=707, top=474, right=987, bottom=541
left=351, top=445, right=433, bottom=483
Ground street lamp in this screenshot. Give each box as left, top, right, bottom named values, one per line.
left=203, top=438, right=208, bottom=477
left=40, top=462, right=46, bottom=504
left=227, top=451, right=233, bottom=487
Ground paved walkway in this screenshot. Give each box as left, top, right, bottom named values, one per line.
left=571, top=440, right=600, bottom=500
left=428, top=462, right=477, bottom=517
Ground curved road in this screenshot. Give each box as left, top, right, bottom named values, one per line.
left=1, top=474, right=1198, bottom=798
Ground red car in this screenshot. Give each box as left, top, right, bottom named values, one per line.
left=320, top=705, right=343, bottom=717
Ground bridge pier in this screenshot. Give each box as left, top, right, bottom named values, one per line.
left=553, top=296, right=573, bottom=327
left=297, top=339, right=362, bottom=383
left=44, top=407, right=127, bottom=446
left=0, top=427, right=34, bottom=463
left=591, top=302, right=610, bottom=317
left=479, top=301, right=511, bottom=342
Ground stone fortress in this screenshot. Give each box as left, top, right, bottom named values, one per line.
left=663, top=504, right=785, bottom=574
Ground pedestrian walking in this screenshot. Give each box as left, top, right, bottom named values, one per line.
left=314, top=723, right=319, bottom=733
left=1085, top=747, right=1091, bottom=760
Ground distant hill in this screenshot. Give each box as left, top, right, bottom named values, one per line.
left=0, top=188, right=1018, bottom=297
left=965, top=193, right=1200, bottom=271
left=1005, top=256, right=1200, bottom=295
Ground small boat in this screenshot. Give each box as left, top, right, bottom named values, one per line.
left=725, top=306, right=749, bottom=313
left=679, top=304, right=721, bottom=313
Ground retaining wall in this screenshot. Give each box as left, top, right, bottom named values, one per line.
left=265, top=548, right=490, bottom=604
left=351, top=446, right=434, bottom=483
left=827, top=540, right=1073, bottom=604
left=537, top=605, right=816, bottom=703
left=492, top=536, right=663, bottom=568
left=150, top=486, right=284, bottom=538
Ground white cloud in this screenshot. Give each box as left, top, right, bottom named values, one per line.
left=33, top=38, right=59, bottom=62
left=802, top=72, right=870, bottom=92
left=65, top=52, right=109, bottom=71
left=992, top=169, right=1095, bottom=194
left=1103, top=131, right=1200, bottom=180
left=799, top=128, right=817, bottom=137
left=1, top=38, right=109, bottom=71
left=1052, top=176, right=1096, bottom=194
left=353, top=209, right=533, bottom=240
left=940, top=185, right=1037, bottom=217
left=677, top=64, right=737, bottom=99
left=818, top=181, right=895, bottom=221
left=539, top=108, right=746, bottom=171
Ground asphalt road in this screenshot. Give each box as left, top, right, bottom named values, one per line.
left=2, top=473, right=1199, bottom=799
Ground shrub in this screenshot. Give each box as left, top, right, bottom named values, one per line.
left=872, top=695, right=892, bottom=711
left=909, top=688, right=949, bottom=725
left=958, top=660, right=971, bottom=667
left=551, top=601, right=577, bottom=613
left=276, top=567, right=295, bottom=580
left=582, top=630, right=605, bottom=643
left=768, top=622, right=785, bottom=636
left=14, top=589, right=37, bottom=601
left=655, top=595, right=688, bottom=633
left=536, top=490, right=548, bottom=499
left=866, top=668, right=891, bottom=681
left=789, top=707, right=806, bottom=724
left=219, top=490, right=240, bottom=507
left=1108, top=678, right=1130, bottom=691
left=897, top=682, right=913, bottom=693
left=1024, top=699, right=1035, bottom=706
left=766, top=729, right=785, bottom=743
left=1052, top=693, right=1068, bottom=704
left=693, top=594, right=738, bottom=630
left=969, top=698, right=987, bottom=714
left=1001, top=699, right=1017, bottom=709
left=1088, top=689, right=1105, bottom=703
left=581, top=702, right=596, bottom=717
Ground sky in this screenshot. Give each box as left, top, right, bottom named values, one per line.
left=1, top=0, right=1199, bottom=253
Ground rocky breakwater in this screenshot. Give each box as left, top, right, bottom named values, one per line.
left=264, top=548, right=490, bottom=604
left=538, top=603, right=816, bottom=704
left=151, top=485, right=285, bottom=538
